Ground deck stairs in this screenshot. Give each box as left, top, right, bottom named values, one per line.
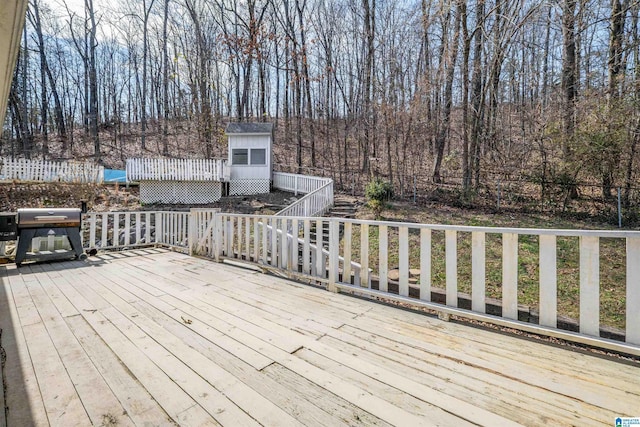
left=309, top=194, right=361, bottom=249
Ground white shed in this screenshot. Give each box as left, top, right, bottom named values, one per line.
left=225, top=122, right=273, bottom=196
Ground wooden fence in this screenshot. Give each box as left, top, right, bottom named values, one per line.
left=272, top=171, right=333, bottom=217
left=273, top=171, right=329, bottom=195
left=211, top=214, right=640, bottom=356
left=1, top=157, right=104, bottom=183
left=126, top=158, right=229, bottom=182
left=82, top=211, right=190, bottom=252
left=81, top=209, right=640, bottom=356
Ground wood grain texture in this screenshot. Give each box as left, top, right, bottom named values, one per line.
left=420, top=228, right=431, bottom=301
left=502, top=233, right=518, bottom=320
left=471, top=232, right=486, bottom=313
left=539, top=235, right=557, bottom=328
left=0, top=250, right=636, bottom=427
left=445, top=230, right=457, bottom=307
left=627, top=237, right=640, bottom=345
left=580, top=236, right=600, bottom=336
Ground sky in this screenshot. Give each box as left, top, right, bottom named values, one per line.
left=49, top=0, right=108, bottom=18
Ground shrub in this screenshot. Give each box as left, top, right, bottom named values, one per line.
left=365, top=178, right=393, bottom=218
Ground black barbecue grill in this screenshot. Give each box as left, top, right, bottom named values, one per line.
left=14, top=208, right=86, bottom=266
left=0, top=213, right=17, bottom=241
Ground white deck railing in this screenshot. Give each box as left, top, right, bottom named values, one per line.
left=82, top=211, right=191, bottom=252
left=210, top=214, right=640, bottom=356
left=273, top=171, right=329, bottom=194
left=1, top=157, right=104, bottom=183
left=126, top=158, right=229, bottom=182
left=272, top=171, right=333, bottom=217
left=81, top=208, right=640, bottom=356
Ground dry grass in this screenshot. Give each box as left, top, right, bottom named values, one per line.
left=343, top=198, right=627, bottom=330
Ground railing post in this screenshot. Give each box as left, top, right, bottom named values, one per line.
left=188, top=208, right=195, bottom=256
left=580, top=236, right=600, bottom=336
left=445, top=230, right=458, bottom=307
left=627, top=237, right=640, bottom=345
left=420, top=228, right=431, bottom=301
left=502, top=233, right=518, bottom=320
left=328, top=219, right=339, bottom=293
left=88, top=213, right=97, bottom=248
left=214, top=213, right=223, bottom=262
left=360, top=224, right=369, bottom=288
left=471, top=232, right=486, bottom=313
left=156, top=212, right=163, bottom=245
left=539, top=235, right=557, bottom=328
left=379, top=225, right=389, bottom=293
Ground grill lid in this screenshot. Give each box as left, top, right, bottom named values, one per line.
left=17, top=208, right=81, bottom=228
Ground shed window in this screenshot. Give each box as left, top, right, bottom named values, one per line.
left=232, top=149, right=248, bottom=165
left=250, top=148, right=266, bottom=165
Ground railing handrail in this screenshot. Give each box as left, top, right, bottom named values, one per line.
left=275, top=180, right=334, bottom=217
left=214, top=212, right=640, bottom=237
left=272, top=171, right=334, bottom=217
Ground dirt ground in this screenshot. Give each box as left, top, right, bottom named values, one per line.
left=0, top=182, right=300, bottom=215
left=1, top=181, right=620, bottom=230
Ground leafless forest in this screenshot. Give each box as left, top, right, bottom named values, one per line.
left=3, top=0, right=640, bottom=220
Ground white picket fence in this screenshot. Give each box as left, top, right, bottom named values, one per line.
left=126, top=158, right=229, bottom=182
left=1, top=157, right=104, bottom=183
left=272, top=171, right=333, bottom=217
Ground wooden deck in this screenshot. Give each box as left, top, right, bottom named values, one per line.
left=0, top=249, right=637, bottom=426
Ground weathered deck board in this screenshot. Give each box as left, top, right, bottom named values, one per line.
left=358, top=307, right=640, bottom=397
left=0, top=249, right=637, bottom=426
left=156, top=258, right=640, bottom=411
left=22, top=267, right=135, bottom=427
left=0, top=269, right=49, bottom=426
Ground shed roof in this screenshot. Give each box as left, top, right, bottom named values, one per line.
left=225, top=122, right=273, bottom=135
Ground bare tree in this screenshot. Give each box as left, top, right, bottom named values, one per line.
left=432, top=1, right=461, bottom=183
left=162, top=0, right=170, bottom=155
left=561, top=0, right=577, bottom=158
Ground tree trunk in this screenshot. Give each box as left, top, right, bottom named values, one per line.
left=470, top=0, right=484, bottom=188
left=21, top=23, right=32, bottom=157
left=625, top=2, right=640, bottom=208
left=460, top=0, right=470, bottom=191
left=541, top=5, right=551, bottom=106
left=29, top=0, right=49, bottom=155
left=432, top=1, right=461, bottom=183
left=162, top=0, right=170, bottom=155
left=141, top=0, right=156, bottom=150
left=296, top=0, right=315, bottom=167
left=561, top=0, right=577, bottom=158
left=361, top=0, right=375, bottom=175
left=600, top=0, right=626, bottom=200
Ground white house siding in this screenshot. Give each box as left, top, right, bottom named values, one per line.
left=228, top=135, right=272, bottom=181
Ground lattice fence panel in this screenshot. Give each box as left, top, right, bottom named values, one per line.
left=229, top=179, right=270, bottom=196
left=140, top=181, right=222, bottom=204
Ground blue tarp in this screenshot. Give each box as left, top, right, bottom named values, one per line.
left=104, top=169, right=127, bottom=183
